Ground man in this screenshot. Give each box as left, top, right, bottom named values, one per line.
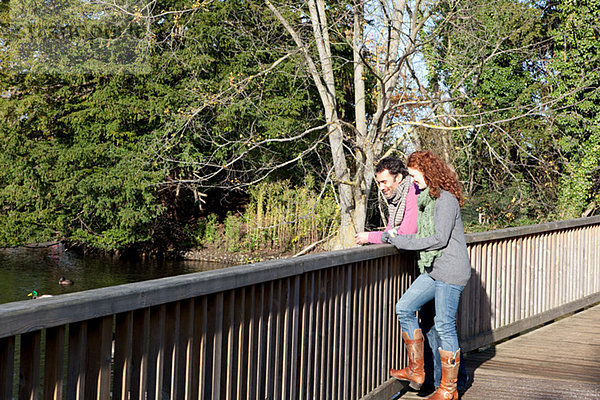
left=354, top=157, right=418, bottom=244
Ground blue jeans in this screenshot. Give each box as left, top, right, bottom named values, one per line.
left=396, top=273, right=464, bottom=353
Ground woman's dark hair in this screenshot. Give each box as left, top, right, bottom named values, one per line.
left=375, top=157, right=408, bottom=177
left=407, top=151, right=464, bottom=206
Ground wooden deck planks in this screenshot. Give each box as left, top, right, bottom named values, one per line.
left=386, top=303, right=600, bottom=400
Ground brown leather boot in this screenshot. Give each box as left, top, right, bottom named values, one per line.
left=427, top=348, right=460, bottom=400
left=390, top=329, right=425, bottom=390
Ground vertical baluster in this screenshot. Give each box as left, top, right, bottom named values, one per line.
left=499, top=240, right=506, bottom=328
left=331, top=267, right=340, bottom=400
left=284, top=276, right=300, bottom=400
left=223, top=291, right=235, bottom=400
left=493, top=241, right=500, bottom=329
left=366, top=259, right=374, bottom=393
left=130, top=308, right=149, bottom=400
left=471, top=245, right=481, bottom=338
left=234, top=288, right=247, bottom=400
left=557, top=230, right=563, bottom=302
left=357, top=262, right=366, bottom=397
left=264, top=281, right=276, bottom=400
left=342, top=265, right=352, bottom=400
left=325, top=268, right=334, bottom=400
left=592, top=226, right=599, bottom=294
left=318, top=269, right=328, bottom=400
left=244, top=285, right=257, bottom=400
left=274, top=280, right=284, bottom=400
left=381, top=258, right=390, bottom=391
left=583, top=227, right=590, bottom=296
left=211, top=293, right=224, bottom=400
left=19, top=330, right=41, bottom=400
left=578, top=228, right=584, bottom=298
left=66, top=321, right=86, bottom=400
left=533, top=235, right=540, bottom=316
left=571, top=229, right=577, bottom=302
left=161, top=302, right=179, bottom=399
left=84, top=316, right=112, bottom=400
left=509, top=239, right=517, bottom=325
left=549, top=233, right=557, bottom=309
left=176, top=299, right=193, bottom=400
left=240, top=287, right=253, bottom=400
left=147, top=305, right=166, bottom=400
left=255, top=284, right=267, bottom=400
left=373, top=259, right=382, bottom=388
left=299, top=273, right=315, bottom=400
left=542, top=234, right=549, bottom=313
left=113, top=312, right=132, bottom=400
left=194, top=297, right=208, bottom=400
left=524, top=236, right=532, bottom=318
left=389, top=257, right=398, bottom=372
left=482, top=243, right=491, bottom=330
left=350, top=264, right=359, bottom=399
left=311, top=271, right=320, bottom=400
left=44, top=325, right=65, bottom=400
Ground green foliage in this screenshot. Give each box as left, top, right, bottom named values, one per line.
left=4, top=0, right=600, bottom=254
left=462, top=181, right=545, bottom=231
left=557, top=135, right=600, bottom=218
left=0, top=0, right=323, bottom=250
left=193, top=178, right=339, bottom=255
left=224, top=212, right=243, bottom=252
left=0, top=0, right=170, bottom=249
left=242, top=176, right=339, bottom=253
left=423, top=0, right=561, bottom=225
left=196, top=213, right=218, bottom=245
left=6, top=0, right=149, bottom=75
left=147, top=0, right=322, bottom=188
left=549, top=0, right=600, bottom=218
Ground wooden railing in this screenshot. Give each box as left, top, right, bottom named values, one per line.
left=459, top=215, right=600, bottom=351
left=1, top=216, right=599, bottom=399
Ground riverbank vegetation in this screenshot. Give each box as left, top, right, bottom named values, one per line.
left=189, top=178, right=340, bottom=261
left=1, top=0, right=598, bottom=259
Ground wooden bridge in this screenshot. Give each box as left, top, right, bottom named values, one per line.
left=1, top=216, right=599, bottom=399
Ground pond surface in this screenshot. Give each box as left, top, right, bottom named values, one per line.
left=0, top=244, right=231, bottom=305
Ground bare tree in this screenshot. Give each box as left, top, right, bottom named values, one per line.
left=263, top=0, right=586, bottom=245
left=261, top=0, right=443, bottom=248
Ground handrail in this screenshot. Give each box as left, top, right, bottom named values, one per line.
left=0, top=245, right=397, bottom=339
left=465, top=215, right=600, bottom=243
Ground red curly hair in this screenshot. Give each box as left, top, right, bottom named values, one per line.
left=407, top=151, right=464, bottom=206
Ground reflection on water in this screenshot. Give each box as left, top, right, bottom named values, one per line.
left=0, top=244, right=232, bottom=305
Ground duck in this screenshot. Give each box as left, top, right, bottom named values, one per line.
left=28, top=290, right=53, bottom=299
left=58, top=277, right=74, bottom=285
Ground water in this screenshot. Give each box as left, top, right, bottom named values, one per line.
left=0, top=244, right=231, bottom=305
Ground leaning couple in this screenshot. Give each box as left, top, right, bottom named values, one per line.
left=355, top=151, right=471, bottom=400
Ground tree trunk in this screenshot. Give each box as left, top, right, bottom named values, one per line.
left=351, top=2, right=370, bottom=237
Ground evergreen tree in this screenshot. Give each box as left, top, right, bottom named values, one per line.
left=0, top=0, right=321, bottom=249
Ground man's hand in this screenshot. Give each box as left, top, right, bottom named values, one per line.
left=354, top=232, right=370, bottom=245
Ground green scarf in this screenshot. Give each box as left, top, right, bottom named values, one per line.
left=417, top=188, right=441, bottom=273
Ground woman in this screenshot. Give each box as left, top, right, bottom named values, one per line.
left=382, top=150, right=471, bottom=400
